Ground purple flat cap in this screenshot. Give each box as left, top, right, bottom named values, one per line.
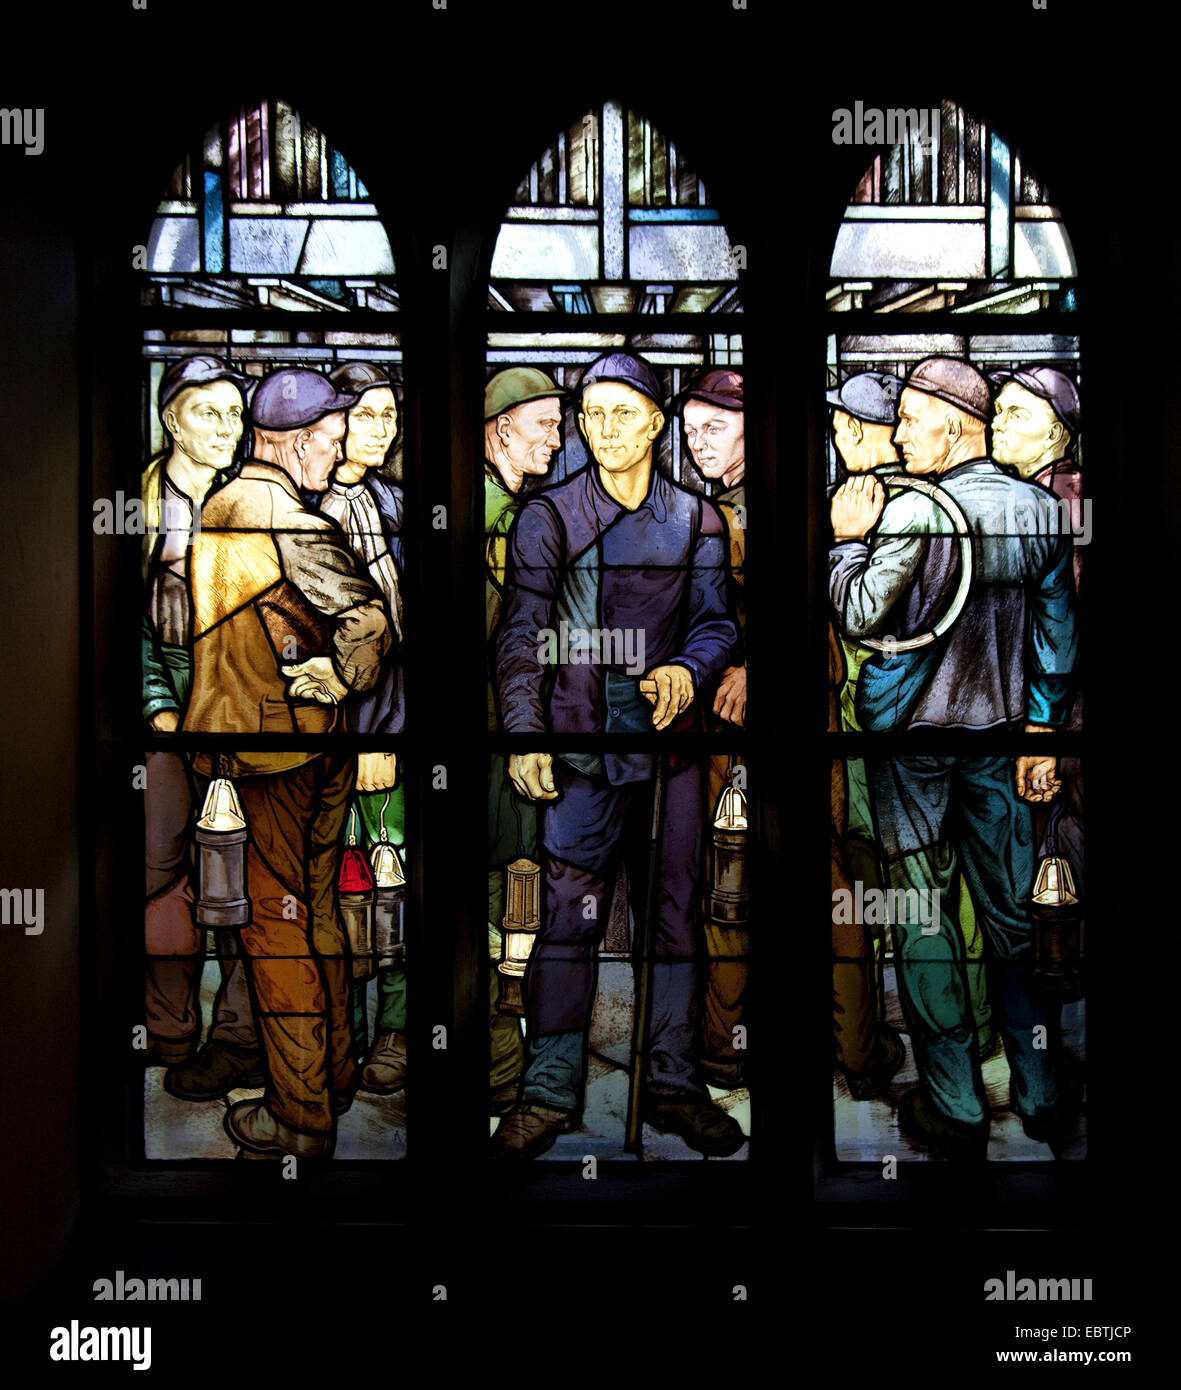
left=158, top=355, right=249, bottom=413
left=904, top=356, right=992, bottom=422
left=579, top=352, right=663, bottom=408
left=252, top=368, right=358, bottom=430
left=684, top=367, right=744, bottom=412
left=826, top=372, right=902, bottom=425
left=990, top=365, right=1080, bottom=435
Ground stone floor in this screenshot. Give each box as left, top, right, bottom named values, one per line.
left=833, top=961, right=1087, bottom=1163
left=143, top=960, right=407, bottom=1161
left=489, top=957, right=752, bottom=1162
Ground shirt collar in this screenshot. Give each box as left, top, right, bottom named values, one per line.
left=587, top=459, right=668, bottom=523
left=326, top=480, right=370, bottom=501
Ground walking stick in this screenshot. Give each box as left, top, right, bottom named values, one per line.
left=625, top=753, right=667, bottom=1154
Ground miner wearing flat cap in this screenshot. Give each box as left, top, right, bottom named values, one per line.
left=183, top=365, right=393, bottom=1161
left=491, top=351, right=743, bottom=1160
left=141, top=355, right=263, bottom=1099
left=483, top=367, right=566, bottom=1112
left=991, top=365, right=1084, bottom=593
left=828, top=355, right=1080, bottom=1162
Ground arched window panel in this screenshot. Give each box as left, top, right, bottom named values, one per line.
left=489, top=102, right=741, bottom=315
left=828, top=100, right=1077, bottom=314
left=142, top=100, right=396, bottom=311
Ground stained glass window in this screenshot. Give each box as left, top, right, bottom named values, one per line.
left=825, top=103, right=1086, bottom=1167
left=136, top=102, right=407, bottom=1164
left=484, top=102, right=751, bottom=1161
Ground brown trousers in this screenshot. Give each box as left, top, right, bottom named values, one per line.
left=701, top=754, right=749, bottom=1061
left=236, top=756, right=358, bottom=1136
left=831, top=756, right=886, bottom=1074
left=829, top=623, right=886, bottom=1076
left=144, top=751, right=257, bottom=1047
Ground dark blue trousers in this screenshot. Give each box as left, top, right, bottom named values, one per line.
left=521, top=760, right=705, bottom=1110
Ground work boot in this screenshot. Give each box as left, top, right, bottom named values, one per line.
left=360, top=1030, right=407, bottom=1094
left=898, top=1088, right=988, bottom=1162
left=489, top=1080, right=521, bottom=1115
left=490, top=1103, right=578, bottom=1159
left=844, top=1024, right=906, bottom=1101
left=223, top=1099, right=332, bottom=1160
left=699, top=1055, right=747, bottom=1090
left=144, top=1032, right=199, bottom=1068
left=645, top=1095, right=746, bottom=1156
left=164, top=1041, right=265, bottom=1100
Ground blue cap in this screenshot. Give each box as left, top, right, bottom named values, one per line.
left=826, top=372, right=903, bottom=425
left=252, top=368, right=358, bottom=430
left=579, top=352, right=664, bottom=409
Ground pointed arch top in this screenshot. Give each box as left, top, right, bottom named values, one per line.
left=489, top=101, right=740, bottom=314
left=143, top=98, right=396, bottom=311
left=828, top=99, right=1076, bottom=314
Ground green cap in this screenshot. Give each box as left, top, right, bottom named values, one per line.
left=484, top=367, right=565, bottom=420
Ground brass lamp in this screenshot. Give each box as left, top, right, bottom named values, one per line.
left=338, top=808, right=376, bottom=981
left=1030, top=843, right=1083, bottom=1002
left=195, top=773, right=249, bottom=928
left=497, top=857, right=541, bottom=1016
left=709, top=782, right=749, bottom=927
left=371, top=836, right=406, bottom=969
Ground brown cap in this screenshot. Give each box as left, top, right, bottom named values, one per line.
left=904, top=356, right=992, bottom=422
left=683, top=367, right=743, bottom=412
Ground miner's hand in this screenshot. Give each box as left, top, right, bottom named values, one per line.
left=713, top=664, right=747, bottom=727
left=639, top=664, right=695, bottom=731
left=356, top=752, right=397, bottom=792
left=149, top=710, right=180, bottom=732
left=281, top=657, right=348, bottom=705
left=831, top=474, right=885, bottom=540
left=1016, top=754, right=1061, bottom=803
left=508, top=752, right=558, bottom=801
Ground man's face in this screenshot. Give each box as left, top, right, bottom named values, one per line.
left=300, top=412, right=347, bottom=491
left=682, top=399, right=744, bottom=481
left=991, top=382, right=1061, bottom=475
left=580, top=381, right=663, bottom=474
left=893, top=388, right=957, bottom=474
left=345, top=386, right=398, bottom=469
left=165, top=381, right=244, bottom=469
left=501, top=396, right=563, bottom=476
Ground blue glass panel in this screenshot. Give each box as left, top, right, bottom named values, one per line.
left=330, top=148, right=350, bottom=200
left=989, top=131, right=1011, bottom=279
left=203, top=171, right=224, bottom=274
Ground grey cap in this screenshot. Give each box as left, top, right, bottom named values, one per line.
left=579, top=352, right=663, bottom=409
left=158, top=355, right=249, bottom=414
left=990, top=366, right=1080, bottom=436
left=252, top=368, right=358, bottom=431
left=826, top=372, right=903, bottom=425
left=329, top=361, right=395, bottom=398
